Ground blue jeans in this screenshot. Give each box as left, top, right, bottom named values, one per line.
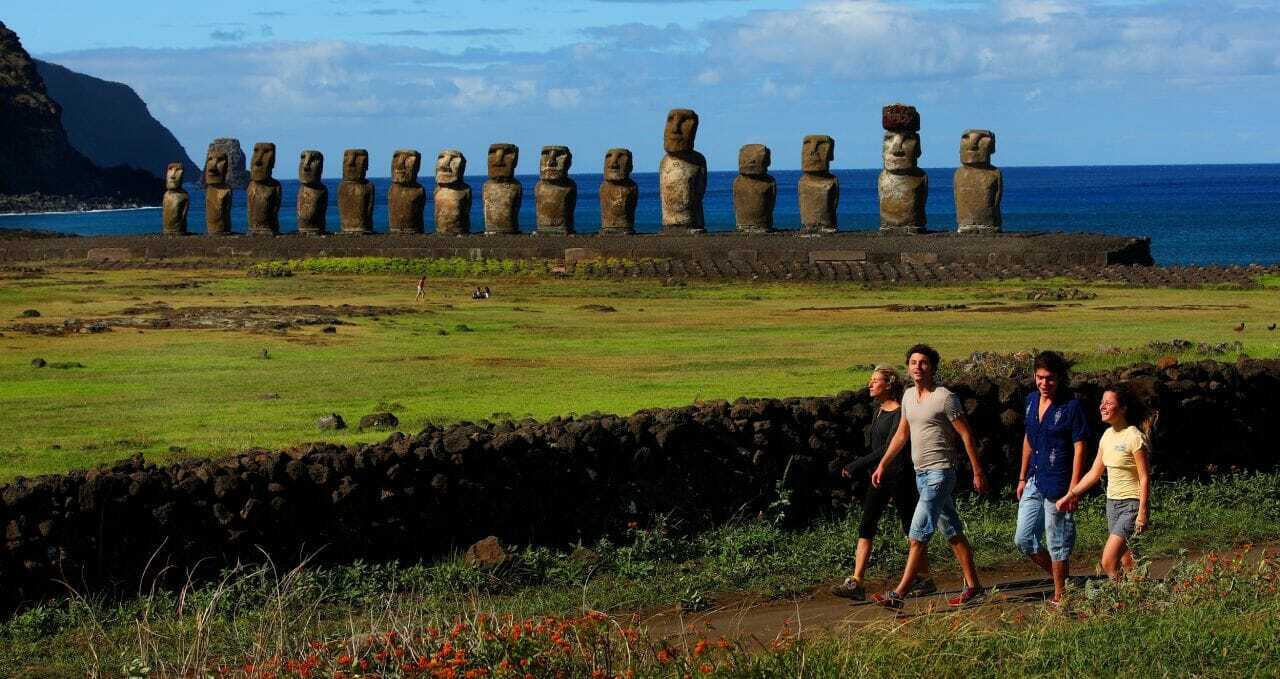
left=1014, top=475, right=1076, bottom=562
left=908, top=468, right=965, bottom=544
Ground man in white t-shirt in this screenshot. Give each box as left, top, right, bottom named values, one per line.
left=871, top=344, right=988, bottom=609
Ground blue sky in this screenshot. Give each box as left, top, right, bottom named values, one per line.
left=8, top=0, right=1280, bottom=176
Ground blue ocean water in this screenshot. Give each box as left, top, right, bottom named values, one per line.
left=3, top=164, right=1278, bottom=266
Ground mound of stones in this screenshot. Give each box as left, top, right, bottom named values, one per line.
left=2, top=358, right=1278, bottom=609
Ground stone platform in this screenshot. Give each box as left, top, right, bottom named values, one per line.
left=0, top=231, right=1152, bottom=267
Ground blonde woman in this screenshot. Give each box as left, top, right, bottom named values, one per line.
left=1056, top=385, right=1151, bottom=580
left=833, top=366, right=935, bottom=601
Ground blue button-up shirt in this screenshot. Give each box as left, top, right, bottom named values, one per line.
left=1024, top=392, right=1090, bottom=500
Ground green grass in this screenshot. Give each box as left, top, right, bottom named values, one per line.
left=4, top=472, right=1278, bottom=675
left=2, top=266, right=1280, bottom=478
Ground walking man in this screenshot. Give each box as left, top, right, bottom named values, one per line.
left=871, top=344, right=988, bottom=609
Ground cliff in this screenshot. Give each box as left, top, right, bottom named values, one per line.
left=35, top=59, right=198, bottom=181
left=0, top=21, right=159, bottom=208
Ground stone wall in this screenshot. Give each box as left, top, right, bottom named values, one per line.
left=0, top=231, right=1152, bottom=267
left=3, top=359, right=1277, bottom=608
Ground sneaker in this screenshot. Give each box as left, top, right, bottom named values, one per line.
left=947, top=586, right=986, bottom=607
left=1046, top=596, right=1064, bottom=610
left=831, top=577, right=865, bottom=601
left=905, top=575, right=938, bottom=597
left=871, top=590, right=904, bottom=610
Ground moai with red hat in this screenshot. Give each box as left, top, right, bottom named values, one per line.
left=878, top=104, right=927, bottom=234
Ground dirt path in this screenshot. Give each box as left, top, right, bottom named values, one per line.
left=642, top=545, right=1261, bottom=643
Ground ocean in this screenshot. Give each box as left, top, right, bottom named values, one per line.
left=3, top=164, right=1278, bottom=266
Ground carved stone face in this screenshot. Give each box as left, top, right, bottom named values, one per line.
left=801, top=135, right=834, bottom=173
left=250, top=143, right=276, bottom=182
left=298, top=150, right=324, bottom=184
left=883, top=131, right=922, bottom=172
left=960, top=129, right=995, bottom=166
left=604, top=148, right=633, bottom=182
left=738, top=144, right=770, bottom=177
left=342, top=149, right=369, bottom=181
left=664, top=108, right=699, bottom=154
left=488, top=143, right=518, bottom=180
left=204, top=150, right=228, bottom=186
left=435, top=149, right=466, bottom=184
left=539, top=146, right=572, bottom=181
left=391, top=149, right=422, bottom=185
left=165, top=163, right=184, bottom=190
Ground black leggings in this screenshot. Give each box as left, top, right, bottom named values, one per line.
left=858, top=472, right=918, bottom=541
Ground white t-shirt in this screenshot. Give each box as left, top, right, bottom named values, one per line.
left=901, top=385, right=964, bottom=471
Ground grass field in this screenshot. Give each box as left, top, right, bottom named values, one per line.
left=2, top=263, right=1280, bottom=479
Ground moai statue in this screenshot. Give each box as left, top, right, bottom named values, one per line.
left=296, top=150, right=328, bottom=236
left=247, top=143, right=282, bottom=235
left=433, top=149, right=471, bottom=235
left=732, top=144, right=775, bottom=233
left=388, top=149, right=425, bottom=235
left=161, top=162, right=189, bottom=236
left=658, top=108, right=707, bottom=234
left=878, top=104, right=927, bottom=233
left=534, top=146, right=576, bottom=235
left=954, top=129, right=1002, bottom=234
left=799, top=135, right=839, bottom=234
left=483, top=143, right=521, bottom=235
left=203, top=148, right=233, bottom=235
left=599, top=148, right=637, bottom=235
left=338, top=149, right=374, bottom=235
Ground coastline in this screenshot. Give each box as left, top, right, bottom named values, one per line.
left=0, top=192, right=159, bottom=216
left=0, top=205, right=160, bottom=217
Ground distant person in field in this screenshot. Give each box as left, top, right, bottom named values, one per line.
left=1057, top=385, right=1152, bottom=580
left=415, top=276, right=426, bottom=302
left=1015, top=351, right=1089, bottom=606
left=484, top=286, right=491, bottom=298
left=871, top=344, right=988, bottom=609
left=832, top=365, right=935, bottom=601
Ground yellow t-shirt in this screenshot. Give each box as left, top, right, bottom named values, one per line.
left=1100, top=425, right=1146, bottom=500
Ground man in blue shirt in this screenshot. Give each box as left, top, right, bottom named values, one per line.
left=1016, top=351, right=1090, bottom=606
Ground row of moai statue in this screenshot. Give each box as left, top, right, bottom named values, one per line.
left=161, top=105, right=1002, bottom=236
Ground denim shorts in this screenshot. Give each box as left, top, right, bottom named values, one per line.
left=908, top=468, right=965, bottom=544
left=1106, top=499, right=1140, bottom=540
left=1014, top=475, right=1076, bottom=562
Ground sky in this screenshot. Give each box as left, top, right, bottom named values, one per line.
left=7, top=0, right=1280, bottom=176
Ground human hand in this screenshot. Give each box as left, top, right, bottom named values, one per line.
left=1016, top=479, right=1027, bottom=501
left=871, top=466, right=883, bottom=488
left=1055, top=493, right=1073, bottom=512
left=1063, top=496, right=1079, bottom=512
left=973, top=471, right=988, bottom=495
left=1136, top=513, right=1149, bottom=534
left=840, top=467, right=851, bottom=479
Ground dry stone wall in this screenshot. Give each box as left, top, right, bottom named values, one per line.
left=2, top=359, right=1278, bottom=608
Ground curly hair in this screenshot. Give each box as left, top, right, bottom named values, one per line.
left=904, top=343, right=941, bottom=369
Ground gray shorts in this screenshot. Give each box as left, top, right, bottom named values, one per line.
left=1106, top=499, right=1139, bottom=539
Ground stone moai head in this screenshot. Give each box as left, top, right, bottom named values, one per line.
left=801, top=135, right=835, bottom=173
left=391, top=149, right=422, bottom=185
left=165, top=162, right=184, bottom=190
left=488, top=143, right=518, bottom=180
left=882, top=104, right=922, bottom=172
left=539, top=146, right=572, bottom=181
left=960, top=129, right=996, bottom=166
left=250, top=143, right=276, bottom=182
left=738, top=144, right=771, bottom=177
left=435, top=149, right=466, bottom=185
left=204, top=149, right=228, bottom=186
left=604, top=148, right=633, bottom=182
left=298, top=150, right=324, bottom=184
left=663, top=108, right=699, bottom=154
left=342, top=149, right=369, bottom=181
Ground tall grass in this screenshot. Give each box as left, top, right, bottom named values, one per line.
left=5, top=472, right=1278, bottom=675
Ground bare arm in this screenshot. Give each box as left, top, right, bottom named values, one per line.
left=1017, top=433, right=1032, bottom=500
left=871, top=414, right=911, bottom=488
left=1057, top=450, right=1106, bottom=510
left=951, top=414, right=987, bottom=494
left=1134, top=447, right=1151, bottom=532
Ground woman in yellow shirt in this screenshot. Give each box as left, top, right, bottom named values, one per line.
left=1057, top=385, right=1151, bottom=580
